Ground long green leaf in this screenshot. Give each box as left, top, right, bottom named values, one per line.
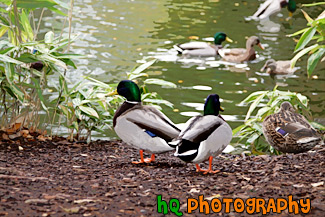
left=20, top=9, right=33, bottom=41
left=0, top=54, right=25, bottom=64
left=294, top=26, right=316, bottom=52
left=287, top=27, right=310, bottom=37
left=130, top=59, right=156, bottom=75
left=307, top=48, right=325, bottom=77
left=245, top=92, right=267, bottom=122
left=302, top=2, right=325, bottom=7
left=144, top=78, right=177, bottom=88
left=79, top=105, right=99, bottom=118
left=291, top=44, right=319, bottom=68
left=31, top=77, right=47, bottom=111
left=0, top=26, right=9, bottom=38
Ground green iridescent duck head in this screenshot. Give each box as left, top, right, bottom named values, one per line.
left=214, top=32, right=233, bottom=45
left=204, top=94, right=224, bottom=116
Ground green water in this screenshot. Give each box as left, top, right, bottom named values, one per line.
left=47, top=0, right=324, bottom=139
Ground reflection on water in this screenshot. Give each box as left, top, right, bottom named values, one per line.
left=44, top=0, right=324, bottom=139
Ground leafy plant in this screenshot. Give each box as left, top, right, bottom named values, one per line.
left=232, top=86, right=324, bottom=155
left=289, top=3, right=325, bottom=77
left=0, top=0, right=80, bottom=132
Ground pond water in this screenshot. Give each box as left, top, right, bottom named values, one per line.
left=46, top=0, right=324, bottom=140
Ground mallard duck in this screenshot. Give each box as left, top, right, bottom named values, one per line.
left=173, top=32, right=233, bottom=57
left=262, top=101, right=322, bottom=153
left=218, top=36, right=264, bottom=63
left=252, top=0, right=297, bottom=20
left=111, top=80, right=181, bottom=164
left=261, top=59, right=297, bottom=75
left=172, top=94, right=232, bottom=174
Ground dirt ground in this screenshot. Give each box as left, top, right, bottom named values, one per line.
left=0, top=134, right=324, bottom=217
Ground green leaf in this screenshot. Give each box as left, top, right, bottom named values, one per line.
left=291, top=44, right=319, bottom=68
left=20, top=9, right=33, bottom=41
left=44, top=31, right=54, bottom=44
left=0, top=26, right=9, bottom=38
left=302, top=2, right=325, bottom=7
left=240, top=91, right=267, bottom=104
left=0, top=14, right=10, bottom=26
left=307, top=48, right=325, bottom=77
left=16, top=53, right=38, bottom=63
left=79, top=105, right=99, bottom=119
left=301, top=10, right=314, bottom=24
left=294, top=26, right=316, bottom=52
left=232, top=124, right=247, bottom=136
left=245, top=92, right=267, bottom=122
left=30, top=77, right=47, bottom=111
left=142, top=98, right=174, bottom=108
left=144, top=78, right=177, bottom=88
left=130, top=59, right=156, bottom=75
left=38, top=53, right=67, bottom=69
left=0, top=54, right=25, bottom=65
left=287, top=27, right=310, bottom=37
left=127, top=72, right=148, bottom=80
left=310, top=122, right=325, bottom=130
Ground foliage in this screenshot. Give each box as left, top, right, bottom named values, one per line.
left=53, top=59, right=177, bottom=143
left=289, top=3, right=325, bottom=77
left=232, top=86, right=324, bottom=155
left=0, top=0, right=80, bottom=131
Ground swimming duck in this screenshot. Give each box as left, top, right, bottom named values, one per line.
left=173, top=32, right=233, bottom=57
left=111, top=80, right=181, bottom=164
left=172, top=94, right=232, bottom=174
left=262, top=101, right=322, bottom=153
left=261, top=59, right=297, bottom=75
left=252, top=0, right=297, bottom=20
left=218, top=36, right=264, bottom=63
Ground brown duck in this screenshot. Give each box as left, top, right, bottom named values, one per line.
left=218, top=36, right=264, bottom=63
left=262, top=102, right=322, bottom=153
left=261, top=59, right=297, bottom=75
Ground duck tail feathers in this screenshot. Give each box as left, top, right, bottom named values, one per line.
left=173, top=44, right=184, bottom=54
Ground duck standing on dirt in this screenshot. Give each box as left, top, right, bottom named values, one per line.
left=111, top=80, right=181, bottom=164
left=218, top=36, right=264, bottom=63
left=172, top=94, right=232, bottom=174
left=173, top=32, right=233, bottom=57
left=262, top=101, right=322, bottom=153
left=252, top=0, right=297, bottom=20
left=261, top=59, right=297, bottom=75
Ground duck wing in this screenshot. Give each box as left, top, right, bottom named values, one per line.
left=124, top=105, right=181, bottom=142
left=179, top=116, right=225, bottom=143
left=178, top=41, right=210, bottom=50
left=252, top=0, right=282, bottom=19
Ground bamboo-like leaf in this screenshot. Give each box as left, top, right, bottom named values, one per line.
left=38, top=53, right=67, bottom=69
left=31, top=77, right=47, bottom=110
left=245, top=92, right=267, bottom=122
left=142, top=98, right=174, bottom=108
left=301, top=10, right=314, bottom=24
left=287, top=27, right=310, bottom=37
left=0, top=54, right=25, bottom=65
left=130, top=59, right=156, bottom=75
left=310, top=122, right=325, bottom=130
left=307, top=48, right=325, bottom=77
left=0, top=26, right=9, bottom=38
left=0, top=14, right=10, bottom=26
left=144, top=78, right=177, bottom=88
left=232, top=124, right=247, bottom=136
left=79, top=105, right=99, bottom=118
left=302, top=2, right=325, bottom=7
left=294, top=26, right=316, bottom=52
left=20, top=9, right=33, bottom=41
left=45, top=31, right=54, bottom=44
left=240, top=91, right=267, bottom=104
left=128, top=72, right=148, bottom=80
left=291, top=44, right=319, bottom=68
